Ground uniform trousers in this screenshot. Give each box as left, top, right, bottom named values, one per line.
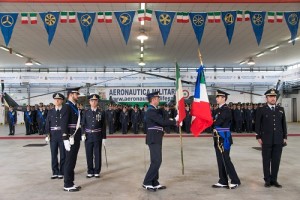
left=262, top=144, right=283, bottom=183
left=64, top=139, right=80, bottom=188
left=9, top=123, right=15, bottom=135
left=85, top=138, right=102, bottom=174
left=50, top=136, right=65, bottom=175
left=143, top=144, right=162, bottom=186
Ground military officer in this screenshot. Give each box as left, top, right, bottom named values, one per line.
left=120, top=106, right=129, bottom=134
left=143, top=91, right=177, bottom=192
left=37, top=105, right=47, bottom=135
left=131, top=105, right=141, bottom=134
left=141, top=104, right=148, bottom=134
left=106, top=104, right=115, bottom=134
left=24, top=105, right=33, bottom=135
left=7, top=106, right=17, bottom=135
left=212, top=90, right=240, bottom=189
left=183, top=104, right=192, bottom=133
left=45, top=93, right=66, bottom=179
left=162, top=104, right=172, bottom=134
left=62, top=87, right=82, bottom=192
left=82, top=94, right=106, bottom=178
left=234, top=103, right=244, bottom=133
left=244, top=103, right=254, bottom=133
left=255, top=88, right=287, bottom=188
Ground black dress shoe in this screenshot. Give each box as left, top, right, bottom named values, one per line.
left=264, top=182, right=271, bottom=188
left=271, top=181, right=282, bottom=188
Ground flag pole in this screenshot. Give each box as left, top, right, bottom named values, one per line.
left=179, top=122, right=184, bottom=175
left=197, top=48, right=203, bottom=66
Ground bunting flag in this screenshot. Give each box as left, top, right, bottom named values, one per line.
left=60, top=11, right=68, bottom=23
left=177, top=12, right=189, bottom=23
left=0, top=13, right=18, bottom=46
left=237, top=10, right=243, bottom=21
left=145, top=9, right=153, bottom=21
left=30, top=13, right=37, bottom=24
left=267, top=12, right=275, bottom=23
left=97, top=12, right=104, bottom=23
left=175, top=62, right=186, bottom=126
left=69, top=12, right=76, bottom=23
left=155, top=11, right=175, bottom=45
left=189, top=12, right=207, bottom=45
left=190, top=66, right=213, bottom=137
left=245, top=10, right=250, bottom=21
left=276, top=12, right=283, bottom=22
left=221, top=11, right=237, bottom=44
left=21, top=13, right=29, bottom=24
left=208, top=12, right=214, bottom=23
left=249, top=11, right=266, bottom=45
left=105, top=12, right=113, bottom=23
left=114, top=11, right=135, bottom=44
left=214, top=11, right=221, bottom=23
left=39, top=12, right=60, bottom=45
left=77, top=12, right=96, bottom=45
left=137, top=9, right=145, bottom=21
left=284, top=12, right=300, bottom=45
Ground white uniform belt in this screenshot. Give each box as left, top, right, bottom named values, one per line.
left=85, top=128, right=102, bottom=133
left=148, top=126, right=163, bottom=132
left=50, top=127, right=61, bottom=130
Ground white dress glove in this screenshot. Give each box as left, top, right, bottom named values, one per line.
left=102, top=139, right=106, bottom=146
left=175, top=115, right=179, bottom=121
left=45, top=135, right=50, bottom=142
left=81, top=134, right=86, bottom=142
left=63, top=140, right=71, bottom=151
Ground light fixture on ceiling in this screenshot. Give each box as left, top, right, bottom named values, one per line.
left=34, top=61, right=41, bottom=66
left=0, top=46, right=9, bottom=52
left=239, top=61, right=247, bottom=65
left=270, top=46, right=279, bottom=51
left=140, top=45, right=144, bottom=51
left=256, top=52, right=264, bottom=57
left=25, top=58, right=33, bottom=66
left=15, top=53, right=24, bottom=58
left=140, top=52, right=144, bottom=58
left=139, top=58, right=145, bottom=66
left=247, top=58, right=255, bottom=65
left=137, top=31, right=148, bottom=41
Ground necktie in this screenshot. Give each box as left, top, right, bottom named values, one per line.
left=271, top=107, right=275, bottom=111
left=56, top=109, right=60, bottom=116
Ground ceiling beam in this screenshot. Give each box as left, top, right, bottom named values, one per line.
left=1, top=0, right=300, bottom=3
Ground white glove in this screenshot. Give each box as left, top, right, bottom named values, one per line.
left=175, top=115, right=179, bottom=121
left=63, top=140, right=71, bottom=151
left=45, top=135, right=50, bottom=142
left=102, top=139, right=106, bottom=147
left=81, top=134, right=86, bottom=142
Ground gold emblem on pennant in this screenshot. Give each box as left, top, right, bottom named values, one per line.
left=252, top=13, right=263, bottom=25
left=120, top=13, right=131, bottom=25
left=288, top=13, right=298, bottom=26
left=81, top=14, right=92, bottom=26
left=1, top=15, right=14, bottom=27
left=159, top=13, right=171, bottom=25
left=45, top=14, right=56, bottom=26
left=193, top=15, right=204, bottom=26
left=224, top=13, right=234, bottom=25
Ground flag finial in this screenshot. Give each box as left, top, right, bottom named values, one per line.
left=197, top=48, right=203, bottom=66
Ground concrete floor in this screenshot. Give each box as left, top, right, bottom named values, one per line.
left=0, top=123, right=300, bottom=200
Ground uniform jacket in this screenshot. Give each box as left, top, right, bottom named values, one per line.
left=7, top=110, right=17, bottom=125
left=255, top=105, right=287, bottom=144
left=120, top=111, right=129, bottom=124
left=131, top=111, right=141, bottom=124
left=82, top=108, right=106, bottom=142
left=213, top=104, right=233, bottom=145
left=145, top=105, right=176, bottom=145
left=61, top=101, right=81, bottom=141
left=233, top=109, right=244, bottom=121
left=106, top=109, right=115, bottom=123
left=45, top=107, right=67, bottom=139
left=244, top=109, right=254, bottom=121
left=24, top=110, right=33, bottom=124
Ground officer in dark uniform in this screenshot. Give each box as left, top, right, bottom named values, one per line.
left=255, top=88, right=287, bottom=188
left=244, top=103, right=254, bottom=133
left=212, top=90, right=241, bottom=189
left=45, top=93, right=66, bottom=179
left=143, top=91, right=177, bottom=192
left=62, top=87, right=82, bottom=192
left=120, top=106, right=129, bottom=134
left=183, top=104, right=192, bottom=133
left=37, top=105, right=47, bottom=135
left=141, top=104, right=148, bottom=134
left=82, top=94, right=106, bottom=178
left=106, top=104, right=115, bottom=134
left=7, top=106, right=17, bottom=135
left=131, top=105, right=141, bottom=134
left=24, top=105, right=33, bottom=135
left=234, top=103, right=244, bottom=133
left=162, top=104, right=172, bottom=134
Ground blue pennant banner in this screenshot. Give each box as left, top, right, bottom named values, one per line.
left=114, top=11, right=135, bottom=44
left=155, top=11, right=175, bottom=45
left=39, top=12, right=60, bottom=45
left=77, top=12, right=96, bottom=45
left=189, top=12, right=207, bottom=45
left=284, top=12, right=300, bottom=45
left=0, top=13, right=18, bottom=46
left=249, top=11, right=266, bottom=45
left=221, top=11, right=237, bottom=44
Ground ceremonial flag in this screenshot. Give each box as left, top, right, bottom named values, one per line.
left=137, top=9, right=145, bottom=21
left=39, top=12, right=60, bottom=45
left=145, top=9, right=153, bottom=21
left=60, top=12, right=67, bottom=23
left=190, top=66, right=213, bottom=137
left=284, top=12, right=300, bottom=45
left=208, top=12, right=214, bottom=23
left=30, top=13, right=37, bottom=24
left=97, top=12, right=104, bottom=23
left=176, top=63, right=186, bottom=126
left=267, top=12, right=275, bottom=23
left=105, top=12, right=113, bottom=23
left=77, top=12, right=96, bottom=45
left=214, top=11, right=221, bottom=23
left=249, top=11, right=266, bottom=45
left=237, top=10, right=243, bottom=21
left=0, top=13, right=19, bottom=46
left=189, top=12, right=207, bottom=45
left=177, top=12, right=189, bottom=23
left=276, top=12, right=283, bottom=22
left=21, top=13, right=29, bottom=24
left=245, top=10, right=250, bottom=21
left=222, top=11, right=237, bottom=44
left=114, top=11, right=135, bottom=44
left=69, top=12, right=76, bottom=23
left=155, top=11, right=175, bottom=45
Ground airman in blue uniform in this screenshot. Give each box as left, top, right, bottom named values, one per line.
left=7, top=106, right=17, bottom=135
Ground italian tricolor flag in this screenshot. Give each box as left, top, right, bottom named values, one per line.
left=137, top=9, right=145, bottom=21
left=237, top=10, right=243, bottom=21
left=145, top=9, right=153, bottom=21
left=105, top=12, right=113, bottom=23
left=245, top=10, right=250, bottom=21
left=276, top=12, right=283, bottom=22
left=30, top=13, right=37, bottom=24
left=69, top=12, right=76, bottom=23
left=214, top=11, right=221, bottom=23
left=21, top=13, right=29, bottom=24
left=175, top=63, right=186, bottom=126
left=97, top=12, right=104, bottom=23
left=60, top=12, right=68, bottom=23
left=190, top=66, right=213, bottom=137
left=208, top=12, right=214, bottom=23
left=177, top=12, right=189, bottom=23
left=268, top=12, right=275, bottom=23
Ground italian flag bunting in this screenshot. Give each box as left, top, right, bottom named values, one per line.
left=97, top=12, right=104, bottom=23
left=21, top=13, right=29, bottom=24
left=177, top=12, right=183, bottom=23
left=105, top=12, right=113, bottom=23
left=182, top=12, right=189, bottom=23
left=69, top=12, right=76, bottom=23
left=208, top=12, right=214, bottom=23
left=60, top=12, right=68, bottom=23
left=214, top=11, right=221, bottom=23
left=190, top=66, right=213, bottom=137
left=276, top=12, right=283, bottom=22
left=137, top=9, right=145, bottom=21
left=175, top=62, right=186, bottom=126
left=237, top=10, right=243, bottom=21
left=30, top=13, right=37, bottom=24
left=245, top=10, right=250, bottom=21
left=145, top=9, right=153, bottom=21
left=268, top=12, right=275, bottom=23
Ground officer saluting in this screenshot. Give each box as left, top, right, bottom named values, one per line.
left=143, top=91, right=177, bottom=192
left=45, top=93, right=66, bottom=179
left=255, top=88, right=287, bottom=188
left=212, top=90, right=241, bottom=189
left=62, top=87, right=82, bottom=192
left=81, top=94, right=106, bottom=178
